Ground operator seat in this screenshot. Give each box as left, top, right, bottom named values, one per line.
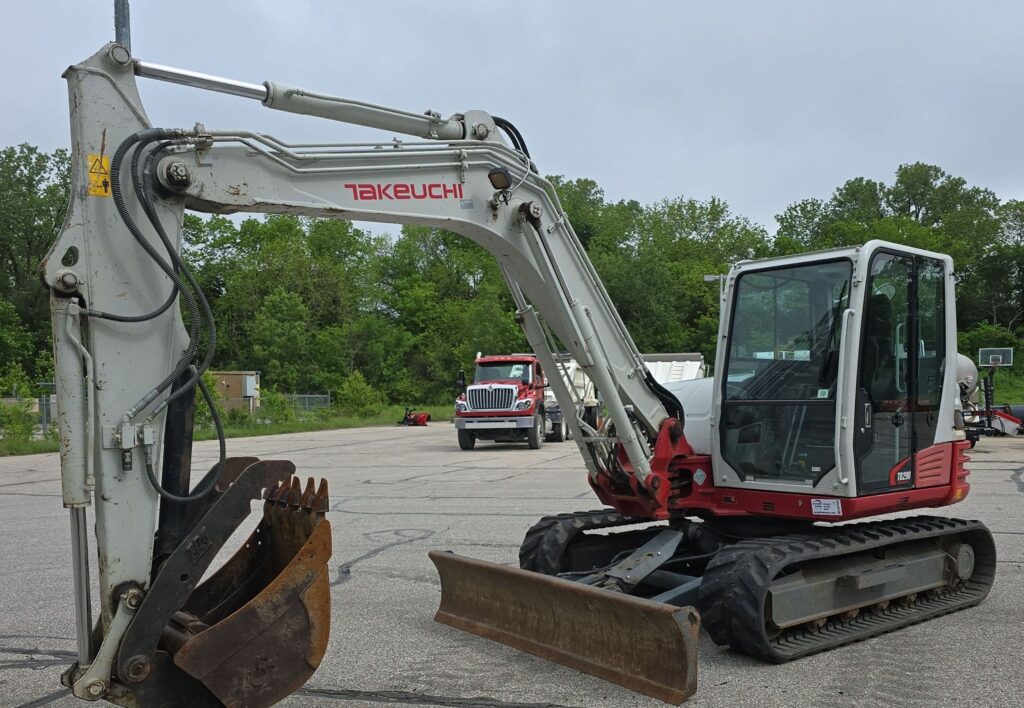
left=861, top=294, right=896, bottom=403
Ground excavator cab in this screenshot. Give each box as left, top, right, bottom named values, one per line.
left=714, top=242, right=961, bottom=501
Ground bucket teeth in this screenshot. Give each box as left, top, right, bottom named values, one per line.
left=263, top=476, right=328, bottom=513
left=272, top=479, right=289, bottom=504
left=312, top=478, right=329, bottom=513
left=300, top=477, right=316, bottom=509
left=264, top=480, right=281, bottom=504
left=287, top=476, right=303, bottom=507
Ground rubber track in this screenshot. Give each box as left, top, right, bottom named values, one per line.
left=518, top=509, right=637, bottom=575
left=697, top=515, right=997, bottom=663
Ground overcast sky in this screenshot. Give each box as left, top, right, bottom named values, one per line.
left=5, top=1, right=1024, bottom=233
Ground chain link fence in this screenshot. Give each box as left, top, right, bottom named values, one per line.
left=3, top=389, right=338, bottom=440
left=283, top=393, right=332, bottom=413
left=0, top=392, right=57, bottom=440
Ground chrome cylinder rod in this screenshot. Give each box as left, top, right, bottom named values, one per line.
left=70, top=507, right=93, bottom=664
left=135, top=61, right=267, bottom=100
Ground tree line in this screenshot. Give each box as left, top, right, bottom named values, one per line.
left=2, top=143, right=1022, bottom=405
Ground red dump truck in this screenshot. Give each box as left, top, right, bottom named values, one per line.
left=454, top=353, right=593, bottom=450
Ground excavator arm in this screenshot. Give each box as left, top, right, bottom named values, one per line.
left=43, top=43, right=696, bottom=706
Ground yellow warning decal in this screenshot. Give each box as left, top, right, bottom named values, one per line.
left=87, top=154, right=111, bottom=197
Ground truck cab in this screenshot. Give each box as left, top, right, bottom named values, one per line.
left=454, top=355, right=551, bottom=450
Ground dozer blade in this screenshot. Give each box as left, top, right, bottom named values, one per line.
left=158, top=473, right=333, bottom=707
left=429, top=551, right=699, bottom=704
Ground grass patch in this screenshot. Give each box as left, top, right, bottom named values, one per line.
left=989, top=368, right=1024, bottom=407
left=192, top=404, right=453, bottom=441
left=0, top=438, right=62, bottom=457
left=0, top=404, right=452, bottom=457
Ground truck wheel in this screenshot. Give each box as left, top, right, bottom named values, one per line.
left=527, top=414, right=544, bottom=449
left=458, top=429, right=476, bottom=450
left=551, top=419, right=567, bottom=442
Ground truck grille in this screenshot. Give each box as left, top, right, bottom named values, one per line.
left=466, top=385, right=517, bottom=411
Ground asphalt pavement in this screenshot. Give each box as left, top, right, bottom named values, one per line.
left=1, top=425, right=1022, bottom=707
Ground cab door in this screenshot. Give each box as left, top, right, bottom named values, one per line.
left=854, top=251, right=947, bottom=492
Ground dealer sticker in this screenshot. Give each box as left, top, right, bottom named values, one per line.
left=811, top=498, right=843, bottom=516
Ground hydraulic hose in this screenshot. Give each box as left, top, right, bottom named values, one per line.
left=143, top=375, right=224, bottom=502
left=135, top=142, right=219, bottom=419
left=82, top=129, right=226, bottom=504
left=80, top=141, right=183, bottom=323
left=493, top=116, right=531, bottom=159
left=105, top=129, right=202, bottom=419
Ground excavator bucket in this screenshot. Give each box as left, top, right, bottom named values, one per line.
left=156, top=471, right=333, bottom=707
left=429, top=551, right=699, bottom=704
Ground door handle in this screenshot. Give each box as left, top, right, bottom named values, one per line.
left=864, top=403, right=872, bottom=428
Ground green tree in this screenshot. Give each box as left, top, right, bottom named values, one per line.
left=958, top=322, right=1021, bottom=358
left=334, top=370, right=384, bottom=417
left=0, top=362, right=33, bottom=398
left=0, top=300, right=33, bottom=376
left=246, top=287, right=313, bottom=392
left=381, top=225, right=525, bottom=402
left=0, top=145, right=70, bottom=377
left=773, top=162, right=1013, bottom=339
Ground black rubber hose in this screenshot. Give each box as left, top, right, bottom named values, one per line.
left=493, top=115, right=532, bottom=159
left=80, top=142, right=185, bottom=324
left=107, top=129, right=202, bottom=418
left=115, top=133, right=225, bottom=500
left=136, top=143, right=219, bottom=417
left=143, top=375, right=224, bottom=502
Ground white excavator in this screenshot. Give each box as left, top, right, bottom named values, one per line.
left=43, top=26, right=994, bottom=707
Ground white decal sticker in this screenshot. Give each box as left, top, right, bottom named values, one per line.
left=811, top=498, right=843, bottom=516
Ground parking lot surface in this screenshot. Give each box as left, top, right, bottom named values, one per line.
left=1, top=425, right=1022, bottom=707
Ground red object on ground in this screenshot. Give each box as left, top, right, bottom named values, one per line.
left=400, top=410, right=431, bottom=426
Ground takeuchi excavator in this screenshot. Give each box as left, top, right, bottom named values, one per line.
left=44, top=39, right=995, bottom=707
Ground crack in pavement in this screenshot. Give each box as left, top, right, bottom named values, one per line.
left=296, top=686, right=578, bottom=707
left=259, top=432, right=439, bottom=457
left=332, top=528, right=437, bottom=586
left=14, top=688, right=72, bottom=708
left=0, top=491, right=62, bottom=499
left=329, top=504, right=543, bottom=519
left=0, top=645, right=75, bottom=672
left=0, top=477, right=57, bottom=490
left=0, top=635, right=73, bottom=642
